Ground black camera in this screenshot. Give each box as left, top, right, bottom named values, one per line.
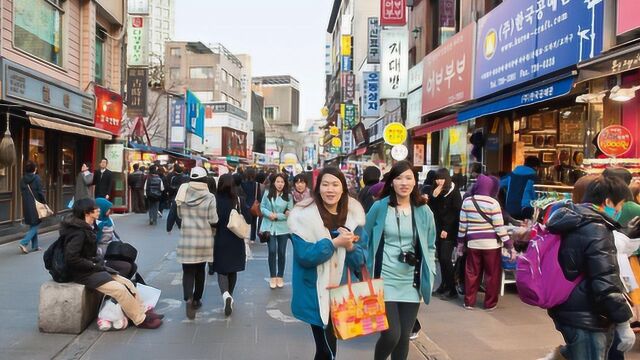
left=398, top=251, right=418, bottom=266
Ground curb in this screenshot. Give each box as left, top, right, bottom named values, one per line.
left=412, top=333, right=451, bottom=360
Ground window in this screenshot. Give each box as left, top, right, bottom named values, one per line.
left=169, top=67, right=180, bottom=81
left=95, top=27, right=105, bottom=85
left=14, top=0, right=63, bottom=66
left=163, top=21, right=169, bottom=30
left=163, top=9, right=169, bottom=18
left=193, top=91, right=214, bottom=102
left=154, top=19, right=161, bottom=29
left=264, top=106, right=279, bottom=122
left=221, top=70, right=228, bottom=83
left=189, top=67, right=214, bottom=79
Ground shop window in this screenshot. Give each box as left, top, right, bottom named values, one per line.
left=61, top=138, right=75, bottom=187
left=95, top=27, right=106, bottom=85
left=14, top=0, right=64, bottom=66
left=189, top=67, right=214, bottom=79
left=29, top=129, right=46, bottom=177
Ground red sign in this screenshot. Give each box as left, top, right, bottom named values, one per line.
left=617, top=0, right=640, bottom=36
left=380, top=0, right=406, bottom=27
left=597, top=125, right=633, bottom=158
left=131, top=16, right=144, bottom=28
left=422, top=23, right=475, bottom=116
left=94, top=85, right=123, bottom=136
left=221, top=127, right=247, bottom=158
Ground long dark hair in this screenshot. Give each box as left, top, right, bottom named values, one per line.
left=312, top=167, right=349, bottom=229
left=379, top=161, right=427, bottom=207
left=434, top=168, right=453, bottom=193
left=268, top=173, right=290, bottom=201
left=217, top=174, right=238, bottom=207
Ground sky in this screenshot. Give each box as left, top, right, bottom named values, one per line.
left=174, top=0, right=334, bottom=130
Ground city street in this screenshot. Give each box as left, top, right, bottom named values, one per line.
left=5, top=212, right=626, bottom=360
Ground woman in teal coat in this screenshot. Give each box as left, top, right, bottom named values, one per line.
left=364, top=160, right=437, bottom=360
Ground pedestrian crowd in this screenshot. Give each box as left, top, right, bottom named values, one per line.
left=27, top=155, right=640, bottom=360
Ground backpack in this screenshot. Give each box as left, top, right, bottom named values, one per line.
left=43, top=235, right=72, bottom=283
left=146, top=176, right=162, bottom=200
left=515, top=224, right=583, bottom=309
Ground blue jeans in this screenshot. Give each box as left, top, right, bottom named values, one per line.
left=268, top=234, right=288, bottom=278
left=556, top=323, right=614, bottom=360
left=20, top=224, right=40, bottom=250
left=148, top=200, right=159, bottom=224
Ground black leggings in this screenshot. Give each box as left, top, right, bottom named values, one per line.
left=437, top=239, right=456, bottom=293
left=310, top=318, right=337, bottom=360
left=182, top=263, right=206, bottom=301
left=218, top=272, right=238, bottom=295
left=375, top=302, right=420, bottom=360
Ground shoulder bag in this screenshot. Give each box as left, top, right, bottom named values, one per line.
left=250, top=182, right=262, bottom=217
left=27, top=184, right=53, bottom=219
left=228, top=197, right=251, bottom=239
left=470, top=196, right=502, bottom=245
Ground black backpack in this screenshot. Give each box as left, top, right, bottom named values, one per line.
left=43, top=235, right=72, bottom=283
left=146, top=175, right=163, bottom=200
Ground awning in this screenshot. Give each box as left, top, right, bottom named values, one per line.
left=412, top=114, right=458, bottom=137
left=163, top=149, right=192, bottom=159
left=28, top=112, right=112, bottom=140
left=355, top=147, right=367, bottom=156
left=577, top=41, right=640, bottom=84
left=457, top=74, right=576, bottom=123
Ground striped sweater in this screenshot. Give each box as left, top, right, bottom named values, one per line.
left=457, top=195, right=511, bottom=250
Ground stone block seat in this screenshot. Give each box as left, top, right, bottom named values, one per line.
left=38, top=281, right=102, bottom=334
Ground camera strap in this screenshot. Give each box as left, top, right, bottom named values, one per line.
left=395, top=207, right=417, bottom=250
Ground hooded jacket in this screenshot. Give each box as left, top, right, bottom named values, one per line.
left=95, top=198, right=115, bottom=257
left=175, top=182, right=218, bottom=264
left=500, top=165, right=537, bottom=218
left=546, top=203, right=632, bottom=330
left=20, top=173, right=46, bottom=226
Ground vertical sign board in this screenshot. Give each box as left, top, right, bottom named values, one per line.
left=343, top=104, right=357, bottom=130
left=406, top=88, right=422, bottom=130
left=361, top=72, right=380, bottom=118
left=380, top=0, right=407, bottom=26
left=341, top=35, right=352, bottom=56
left=380, top=27, right=409, bottom=99
left=617, top=0, right=640, bottom=36
left=343, top=73, right=356, bottom=102
left=474, top=0, right=604, bottom=98
left=126, top=68, right=148, bottom=117
left=169, top=96, right=185, bottom=148
left=342, top=130, right=354, bottom=155
left=126, top=16, right=149, bottom=66
left=94, top=85, right=123, bottom=136
left=368, top=18, right=381, bottom=64
left=127, top=0, right=149, bottom=15
left=185, top=90, right=204, bottom=139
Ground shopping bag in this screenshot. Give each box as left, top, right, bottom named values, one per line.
left=136, top=283, right=161, bottom=309
left=98, top=296, right=126, bottom=322
left=329, top=266, right=388, bottom=340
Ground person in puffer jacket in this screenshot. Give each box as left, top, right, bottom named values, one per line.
left=545, top=175, right=634, bottom=360
left=500, top=156, right=539, bottom=220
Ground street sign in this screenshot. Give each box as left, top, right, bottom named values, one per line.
left=329, top=126, right=340, bottom=136
left=331, top=137, right=342, bottom=148
left=597, top=125, right=633, bottom=158
left=383, top=122, right=407, bottom=146
left=391, top=144, right=408, bottom=161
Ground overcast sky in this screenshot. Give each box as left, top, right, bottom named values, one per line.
left=174, top=0, right=333, bottom=130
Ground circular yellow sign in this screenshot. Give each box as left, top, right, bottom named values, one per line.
left=321, top=107, right=329, bottom=117
left=329, top=126, right=340, bottom=136
left=383, top=122, right=407, bottom=146
left=331, top=137, right=342, bottom=147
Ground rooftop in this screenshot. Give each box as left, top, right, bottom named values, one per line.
left=252, top=75, right=300, bottom=86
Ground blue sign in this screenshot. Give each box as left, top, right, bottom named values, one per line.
left=169, top=96, right=185, bottom=148
left=474, top=0, right=604, bottom=98
left=341, top=56, right=352, bottom=72
left=185, top=90, right=204, bottom=138
left=459, top=76, right=574, bottom=122
left=362, top=72, right=380, bottom=118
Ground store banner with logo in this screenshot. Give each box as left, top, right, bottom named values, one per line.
left=422, top=23, right=475, bottom=115
left=341, top=35, right=352, bottom=56
left=342, top=104, right=357, bottom=130
left=342, top=73, right=356, bottom=102
left=126, top=16, right=149, bottom=66
left=368, top=18, right=381, bottom=64
left=185, top=90, right=204, bottom=139
left=381, top=0, right=406, bottom=26
left=94, top=85, right=123, bottom=136
left=617, top=0, right=640, bottom=36
left=341, top=56, right=353, bottom=72
left=406, top=88, right=422, bottom=130
left=474, top=0, right=604, bottom=98
left=362, top=72, right=380, bottom=118
left=104, top=144, right=125, bottom=172
left=222, top=127, right=247, bottom=158
left=169, top=96, right=185, bottom=148
left=126, top=68, right=148, bottom=117
left=380, top=27, right=409, bottom=99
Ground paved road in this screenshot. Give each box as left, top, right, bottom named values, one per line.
left=3, top=213, right=639, bottom=359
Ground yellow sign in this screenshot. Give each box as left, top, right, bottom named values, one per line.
left=341, top=35, right=352, bottom=56
left=329, top=126, right=340, bottom=136
left=331, top=137, right=342, bottom=147
left=321, top=107, right=329, bottom=117
left=383, top=122, right=407, bottom=146
left=340, top=103, right=346, bottom=119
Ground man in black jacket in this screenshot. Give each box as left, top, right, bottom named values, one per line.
left=546, top=176, right=635, bottom=359
left=94, top=158, right=114, bottom=200
left=128, top=163, right=145, bottom=213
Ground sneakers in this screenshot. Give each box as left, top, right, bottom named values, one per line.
left=145, top=309, right=165, bottom=320
left=409, top=331, right=420, bottom=340
left=276, top=277, right=284, bottom=288
left=463, top=304, right=475, bottom=310
left=18, top=244, right=28, bottom=254
left=223, top=291, right=234, bottom=317
left=112, top=318, right=129, bottom=330
left=137, top=316, right=162, bottom=329
left=192, top=300, right=202, bottom=310
left=186, top=299, right=196, bottom=320
left=485, top=305, right=498, bottom=312
left=97, top=318, right=112, bottom=331
left=269, top=278, right=277, bottom=289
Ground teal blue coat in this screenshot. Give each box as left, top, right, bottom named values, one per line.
left=259, top=192, right=293, bottom=235
left=364, top=197, right=437, bottom=304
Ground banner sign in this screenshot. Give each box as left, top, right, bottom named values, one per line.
left=342, top=73, right=356, bottom=102
left=126, top=16, right=149, bottom=66
left=474, top=0, right=604, bottom=98
left=126, top=68, right=147, bottom=117
left=222, top=127, right=247, bottom=158
left=406, top=88, right=422, bottom=130
left=169, top=96, right=185, bottom=148
left=127, top=0, right=149, bottom=15
left=94, top=85, right=123, bottom=136
left=422, top=23, right=475, bottom=115
left=597, top=125, right=633, bottom=158
left=368, top=17, right=381, bottom=64
left=341, top=56, right=352, bottom=72
left=362, top=72, right=380, bottom=118
left=341, top=35, right=352, bottom=56
left=408, top=59, right=423, bottom=92
left=381, top=0, right=406, bottom=27
left=185, top=90, right=204, bottom=138
left=343, top=104, right=357, bottom=130
left=352, top=122, right=367, bottom=146
left=380, top=27, right=409, bottom=99
left=104, top=144, right=125, bottom=172
left=342, top=130, right=353, bottom=154
left=617, top=0, right=640, bottom=36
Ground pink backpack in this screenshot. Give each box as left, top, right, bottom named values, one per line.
left=516, top=224, right=583, bottom=309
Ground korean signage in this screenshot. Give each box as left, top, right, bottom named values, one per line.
left=440, top=0, right=456, bottom=28
left=578, top=48, right=640, bottom=83
left=94, top=85, right=123, bottom=136
left=381, top=0, right=406, bottom=27
left=341, top=56, right=352, bottom=72
left=342, top=104, right=357, bottom=130
left=368, top=18, right=381, bottom=64
left=126, top=68, right=148, bottom=117
left=406, top=88, right=422, bottom=130
left=597, top=125, right=633, bottom=158
left=342, top=73, right=356, bottom=102
left=422, top=23, right=475, bottom=115
left=341, top=35, right=352, bottom=56
left=169, top=96, right=185, bottom=148
left=361, top=72, right=380, bottom=118
left=474, top=0, right=604, bottom=98
left=342, top=130, right=353, bottom=154
left=126, top=16, right=149, bottom=66
left=127, top=0, right=149, bottom=15
left=221, top=127, right=247, bottom=158
left=185, top=90, right=204, bottom=139
left=2, top=59, right=94, bottom=123
left=383, top=122, right=407, bottom=146
left=617, top=0, right=640, bottom=36
left=408, top=60, right=423, bottom=93
left=204, top=102, right=248, bottom=120
left=104, top=144, right=125, bottom=172
left=325, top=40, right=332, bottom=75
left=380, top=27, right=409, bottom=99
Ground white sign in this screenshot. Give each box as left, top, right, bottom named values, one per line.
left=127, top=0, right=149, bottom=15
left=380, top=27, right=409, bottom=99
left=126, top=16, right=149, bottom=66
left=342, top=130, right=353, bottom=154
left=361, top=72, right=380, bottom=118
left=170, top=127, right=185, bottom=143
left=391, top=144, right=409, bottom=161
left=104, top=144, right=125, bottom=172
left=406, top=88, right=423, bottom=130
left=408, top=60, right=423, bottom=93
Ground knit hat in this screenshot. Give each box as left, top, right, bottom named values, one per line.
left=190, top=167, right=207, bottom=180
left=472, top=174, right=499, bottom=197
